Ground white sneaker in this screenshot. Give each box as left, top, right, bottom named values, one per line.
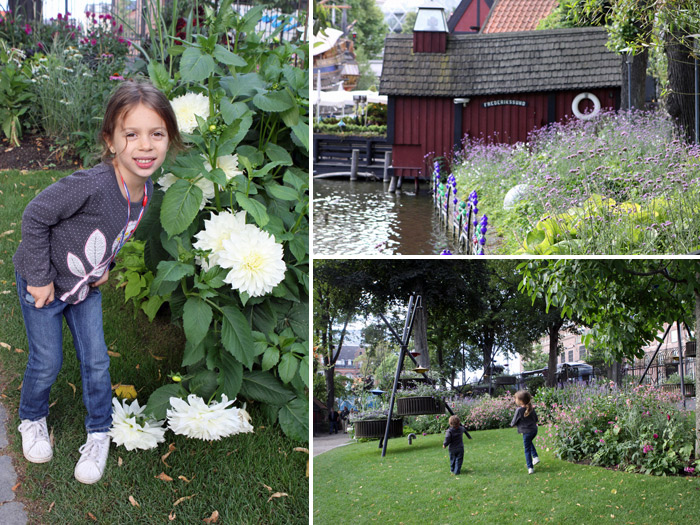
left=528, top=468, right=535, bottom=474
left=533, top=456, right=540, bottom=466
left=74, top=432, right=110, bottom=484
left=18, top=418, right=53, bottom=463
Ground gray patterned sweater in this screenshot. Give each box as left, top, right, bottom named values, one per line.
left=13, top=163, right=153, bottom=304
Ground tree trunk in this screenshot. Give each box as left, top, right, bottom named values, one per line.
left=482, top=335, right=494, bottom=394
left=665, top=32, right=696, bottom=143
left=8, top=0, right=41, bottom=20
left=546, top=324, right=560, bottom=388
left=325, top=364, right=336, bottom=413
left=621, top=49, right=649, bottom=110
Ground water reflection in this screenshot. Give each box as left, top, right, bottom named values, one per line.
left=313, top=179, right=456, bottom=255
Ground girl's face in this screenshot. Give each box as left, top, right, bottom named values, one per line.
left=106, top=102, right=169, bottom=187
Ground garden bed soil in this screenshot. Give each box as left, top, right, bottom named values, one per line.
left=0, top=134, right=82, bottom=171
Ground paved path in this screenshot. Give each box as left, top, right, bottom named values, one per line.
left=313, top=431, right=353, bottom=457
left=0, top=402, right=28, bottom=525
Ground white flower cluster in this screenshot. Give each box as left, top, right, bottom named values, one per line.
left=193, top=210, right=286, bottom=297
left=109, top=394, right=253, bottom=450
left=170, top=92, right=210, bottom=135
left=157, top=154, right=243, bottom=210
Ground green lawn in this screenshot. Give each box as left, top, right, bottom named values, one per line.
left=313, top=428, right=700, bottom=524
left=0, top=169, right=308, bottom=524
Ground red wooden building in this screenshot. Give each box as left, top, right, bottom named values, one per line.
left=380, top=25, right=623, bottom=179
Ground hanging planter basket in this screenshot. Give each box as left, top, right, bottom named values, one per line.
left=686, top=341, right=696, bottom=357
left=352, top=418, right=404, bottom=439
left=396, top=396, right=444, bottom=416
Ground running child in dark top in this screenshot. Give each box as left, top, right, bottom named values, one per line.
left=13, top=80, right=183, bottom=484
left=443, top=415, right=468, bottom=475
left=510, top=390, right=540, bottom=474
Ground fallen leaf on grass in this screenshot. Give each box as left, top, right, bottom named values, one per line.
left=156, top=472, right=173, bottom=482
left=129, top=496, right=140, bottom=507
left=203, top=510, right=219, bottom=523
left=262, top=483, right=273, bottom=492
left=267, top=492, right=288, bottom=503
left=67, top=382, right=76, bottom=396
left=12, top=482, right=20, bottom=491
left=107, top=351, right=121, bottom=357
left=178, top=475, right=193, bottom=483
left=150, top=351, right=165, bottom=361
left=0, top=342, right=10, bottom=350
left=173, top=494, right=196, bottom=506
left=48, top=502, right=55, bottom=513
left=118, top=457, right=123, bottom=467
left=293, top=447, right=309, bottom=454
left=169, top=511, right=176, bottom=521
left=14, top=348, right=23, bottom=353
left=87, top=512, right=97, bottom=521
left=162, top=443, right=176, bottom=467
left=0, top=230, right=14, bottom=238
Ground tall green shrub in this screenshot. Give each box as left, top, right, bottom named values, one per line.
left=136, top=3, right=309, bottom=442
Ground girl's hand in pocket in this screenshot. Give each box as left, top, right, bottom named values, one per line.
left=91, top=270, right=109, bottom=288
left=27, top=282, right=55, bottom=308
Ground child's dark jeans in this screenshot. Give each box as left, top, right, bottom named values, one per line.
left=449, top=448, right=464, bottom=474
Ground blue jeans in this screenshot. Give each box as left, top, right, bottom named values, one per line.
left=522, top=430, right=539, bottom=469
left=16, top=272, right=112, bottom=433
left=449, top=448, right=464, bottom=474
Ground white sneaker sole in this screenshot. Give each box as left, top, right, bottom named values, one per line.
left=24, top=450, right=53, bottom=463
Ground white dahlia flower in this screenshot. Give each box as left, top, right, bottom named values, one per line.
left=157, top=170, right=215, bottom=211
left=166, top=394, right=254, bottom=441
left=170, top=92, right=210, bottom=134
left=218, top=225, right=286, bottom=297
left=193, top=210, right=248, bottom=268
left=109, top=398, right=167, bottom=451
left=204, top=154, right=244, bottom=183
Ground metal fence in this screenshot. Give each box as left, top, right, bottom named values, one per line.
left=9, top=0, right=306, bottom=43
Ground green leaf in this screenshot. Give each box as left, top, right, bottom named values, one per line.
left=218, top=350, right=244, bottom=399
left=299, top=356, right=309, bottom=388
left=221, top=306, right=255, bottom=369
left=252, top=90, right=295, bottom=112
left=261, top=347, right=280, bottom=371
left=141, top=295, right=166, bottom=321
left=291, top=121, right=309, bottom=152
left=147, top=61, right=172, bottom=94
left=183, top=297, right=213, bottom=348
left=160, top=179, right=203, bottom=236
left=213, top=44, right=247, bottom=67
left=180, top=46, right=216, bottom=82
left=240, top=370, right=294, bottom=405
left=220, top=99, right=248, bottom=125
left=182, top=338, right=206, bottom=367
left=278, top=397, right=309, bottom=442
left=236, top=193, right=269, bottom=228
left=221, top=73, right=265, bottom=99
left=266, top=182, right=298, bottom=201
left=278, top=352, right=299, bottom=384
left=145, top=384, right=186, bottom=419
left=156, top=260, right=195, bottom=282
left=280, top=106, right=300, bottom=127
left=265, top=143, right=293, bottom=166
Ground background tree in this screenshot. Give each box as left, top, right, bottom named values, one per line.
left=345, top=0, right=389, bottom=59
left=519, top=259, right=700, bottom=454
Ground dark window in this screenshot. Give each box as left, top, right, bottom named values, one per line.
left=568, top=350, right=574, bottom=362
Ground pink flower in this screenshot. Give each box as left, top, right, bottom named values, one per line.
left=600, top=438, right=605, bottom=443
left=667, top=414, right=671, bottom=421
left=57, top=13, right=62, bottom=20
left=653, top=433, right=658, bottom=439
left=109, top=74, right=124, bottom=80
left=91, top=38, right=97, bottom=45
left=23, top=23, right=31, bottom=35
left=684, top=467, right=695, bottom=474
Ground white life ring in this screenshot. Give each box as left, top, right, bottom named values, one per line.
left=572, top=92, right=601, bottom=120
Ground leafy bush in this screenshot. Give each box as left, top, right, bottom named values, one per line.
left=451, top=110, right=700, bottom=254
left=0, top=44, right=35, bottom=146
left=537, top=381, right=695, bottom=475
left=134, top=4, right=309, bottom=442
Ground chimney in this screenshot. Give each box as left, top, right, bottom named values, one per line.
left=413, top=2, right=448, bottom=53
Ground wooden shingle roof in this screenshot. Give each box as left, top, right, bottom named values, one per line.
left=380, top=27, right=622, bottom=97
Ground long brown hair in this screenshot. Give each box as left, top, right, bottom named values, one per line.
left=514, top=390, right=533, bottom=417
left=100, top=80, right=184, bottom=162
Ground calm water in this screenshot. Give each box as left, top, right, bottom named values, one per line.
left=313, top=179, right=456, bottom=255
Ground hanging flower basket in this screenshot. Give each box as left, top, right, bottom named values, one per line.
left=686, top=341, right=696, bottom=357
left=396, top=396, right=444, bottom=416
left=353, top=418, right=404, bottom=439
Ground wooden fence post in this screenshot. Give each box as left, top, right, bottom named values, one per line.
left=383, top=151, right=392, bottom=182
left=350, top=149, right=359, bottom=181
